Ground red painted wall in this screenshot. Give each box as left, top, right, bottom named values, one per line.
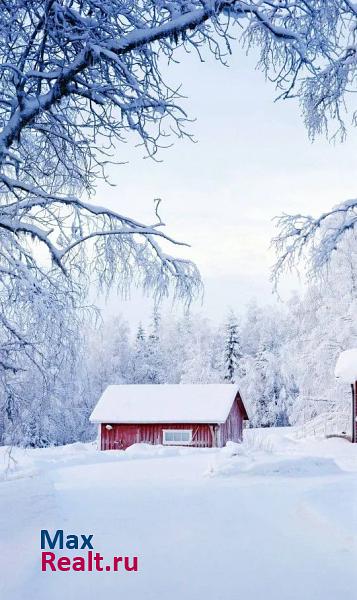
left=100, top=422, right=213, bottom=450
left=219, top=397, right=244, bottom=446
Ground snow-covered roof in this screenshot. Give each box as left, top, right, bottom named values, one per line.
left=90, top=384, right=249, bottom=424
left=335, top=349, right=357, bottom=383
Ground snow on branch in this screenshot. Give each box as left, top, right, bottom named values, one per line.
left=272, top=198, right=357, bottom=282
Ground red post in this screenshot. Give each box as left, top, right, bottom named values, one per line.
left=352, top=382, right=357, bottom=443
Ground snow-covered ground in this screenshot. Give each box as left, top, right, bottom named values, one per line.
left=0, top=428, right=356, bottom=600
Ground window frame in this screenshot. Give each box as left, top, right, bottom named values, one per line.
left=162, top=429, right=193, bottom=445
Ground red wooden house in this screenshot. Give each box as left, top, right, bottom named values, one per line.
left=90, top=384, right=249, bottom=450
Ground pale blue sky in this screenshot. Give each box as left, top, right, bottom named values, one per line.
left=93, top=46, right=356, bottom=323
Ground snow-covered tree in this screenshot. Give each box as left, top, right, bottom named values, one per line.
left=145, top=310, right=167, bottom=384
left=85, top=315, right=131, bottom=394
left=0, top=315, right=89, bottom=446
left=247, top=344, right=292, bottom=427
left=281, top=238, right=357, bottom=424
left=223, top=311, right=243, bottom=383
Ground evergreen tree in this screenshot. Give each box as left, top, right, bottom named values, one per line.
left=146, top=309, right=166, bottom=384
left=223, top=311, right=243, bottom=383
left=131, top=324, right=149, bottom=384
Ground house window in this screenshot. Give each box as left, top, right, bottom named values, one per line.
left=163, top=429, right=192, bottom=445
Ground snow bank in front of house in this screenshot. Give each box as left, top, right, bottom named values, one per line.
left=0, top=442, right=97, bottom=481
left=125, top=443, right=181, bottom=458
left=0, top=447, right=38, bottom=481
left=247, top=456, right=342, bottom=477
left=335, top=348, right=357, bottom=382
left=221, top=441, right=243, bottom=457
left=207, top=455, right=342, bottom=479
left=205, top=427, right=352, bottom=479
left=0, top=440, right=217, bottom=481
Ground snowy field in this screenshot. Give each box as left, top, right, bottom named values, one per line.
left=0, top=428, right=356, bottom=600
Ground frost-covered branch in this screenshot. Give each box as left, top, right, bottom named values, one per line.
left=272, top=199, right=357, bottom=280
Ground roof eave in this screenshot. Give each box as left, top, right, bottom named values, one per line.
left=90, top=419, right=226, bottom=425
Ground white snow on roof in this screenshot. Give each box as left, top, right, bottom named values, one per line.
left=335, top=349, right=357, bottom=383
left=90, top=384, right=246, bottom=424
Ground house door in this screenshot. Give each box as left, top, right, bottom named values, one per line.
left=113, top=425, right=139, bottom=450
